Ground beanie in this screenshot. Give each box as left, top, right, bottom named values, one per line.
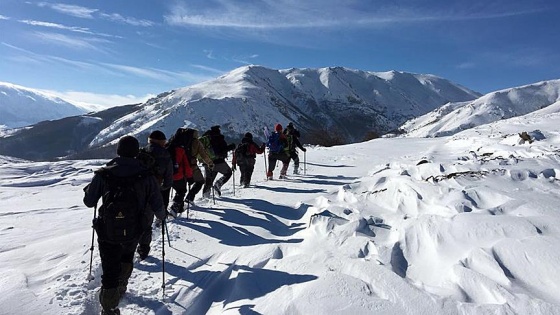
left=244, top=132, right=253, bottom=139
left=211, top=125, right=220, bottom=132
left=116, top=135, right=139, bottom=158
left=148, top=130, right=166, bottom=141
left=274, top=123, right=283, bottom=132
left=287, top=122, right=294, bottom=129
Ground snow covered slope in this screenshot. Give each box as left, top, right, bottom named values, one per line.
left=87, top=65, right=480, bottom=149
left=400, top=79, right=560, bottom=137
left=1, top=105, right=560, bottom=314
left=0, top=82, right=89, bottom=129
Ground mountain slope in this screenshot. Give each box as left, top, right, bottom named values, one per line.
left=88, top=65, right=480, bottom=149
left=0, top=66, right=480, bottom=160
left=400, top=79, right=560, bottom=137
left=0, top=82, right=89, bottom=129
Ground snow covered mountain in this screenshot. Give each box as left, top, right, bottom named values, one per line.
left=89, top=66, right=478, bottom=148
left=400, top=79, right=560, bottom=137
left=0, top=82, right=90, bottom=129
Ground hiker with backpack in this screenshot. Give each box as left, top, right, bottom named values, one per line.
left=266, top=123, right=291, bottom=180
left=136, top=130, right=173, bottom=260
left=166, top=128, right=196, bottom=215
left=283, top=122, right=306, bottom=174
left=232, top=132, right=265, bottom=188
left=182, top=128, right=214, bottom=206
left=200, top=125, right=236, bottom=197
left=83, top=135, right=166, bottom=315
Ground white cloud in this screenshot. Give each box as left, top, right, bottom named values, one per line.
left=19, top=19, right=90, bottom=32
left=35, top=2, right=155, bottom=27
left=99, top=13, right=155, bottom=27
left=30, top=31, right=112, bottom=53
left=38, top=88, right=155, bottom=109
left=0, top=15, right=10, bottom=20
left=37, top=2, right=97, bottom=19
left=456, top=62, right=476, bottom=69
left=163, top=0, right=547, bottom=29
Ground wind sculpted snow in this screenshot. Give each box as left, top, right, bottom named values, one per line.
left=1, top=108, right=560, bottom=314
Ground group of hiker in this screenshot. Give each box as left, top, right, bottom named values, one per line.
left=82, top=122, right=306, bottom=315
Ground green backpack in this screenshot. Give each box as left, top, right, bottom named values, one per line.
left=198, top=134, right=216, bottom=160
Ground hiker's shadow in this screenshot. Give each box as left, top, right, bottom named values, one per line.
left=221, top=197, right=308, bottom=221
left=138, top=261, right=317, bottom=315
left=174, top=218, right=303, bottom=247
left=202, top=207, right=306, bottom=237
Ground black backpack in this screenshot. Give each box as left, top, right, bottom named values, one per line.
left=166, top=128, right=196, bottom=173
left=137, top=146, right=168, bottom=184
left=235, top=142, right=250, bottom=160
left=95, top=171, right=148, bottom=243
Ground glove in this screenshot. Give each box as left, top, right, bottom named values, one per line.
left=302, top=147, right=307, bottom=152
left=260, top=143, right=266, bottom=150
left=208, top=163, right=214, bottom=171
left=232, top=165, right=237, bottom=171
left=186, top=177, right=194, bottom=185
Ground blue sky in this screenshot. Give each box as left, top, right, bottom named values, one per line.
left=1, top=0, right=559, bottom=107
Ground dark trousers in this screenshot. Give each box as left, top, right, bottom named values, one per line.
left=289, top=151, right=300, bottom=169
left=138, top=188, right=170, bottom=247
left=172, top=178, right=187, bottom=211
left=98, top=239, right=138, bottom=289
left=186, top=167, right=205, bottom=202
left=203, top=161, right=233, bottom=194
left=238, top=158, right=256, bottom=185
left=267, top=151, right=290, bottom=175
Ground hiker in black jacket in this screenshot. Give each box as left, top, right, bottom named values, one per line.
left=83, top=135, right=166, bottom=315
left=201, top=125, right=235, bottom=197
left=283, top=122, right=306, bottom=174
left=136, top=130, right=173, bottom=260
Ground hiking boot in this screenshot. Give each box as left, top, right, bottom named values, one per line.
left=99, top=287, right=120, bottom=315
left=202, top=190, right=211, bottom=199
left=279, top=174, right=287, bottom=179
left=243, top=183, right=249, bottom=188
left=213, top=184, right=222, bottom=197
left=170, top=202, right=183, bottom=214
left=101, top=308, right=121, bottom=315
left=167, top=209, right=178, bottom=219
left=187, top=199, right=196, bottom=207
left=293, top=168, right=299, bottom=175
left=137, top=244, right=150, bottom=261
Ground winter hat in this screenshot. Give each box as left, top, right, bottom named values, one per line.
left=274, top=123, right=283, bottom=132
left=244, top=132, right=253, bottom=139
left=148, top=130, right=166, bottom=141
left=287, top=122, right=294, bottom=129
left=117, top=135, right=140, bottom=158
left=211, top=125, right=221, bottom=132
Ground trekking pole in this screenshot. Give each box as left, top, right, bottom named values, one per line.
left=164, top=219, right=171, bottom=247
left=161, top=218, right=166, bottom=298
left=87, top=205, right=97, bottom=281
left=304, top=151, right=307, bottom=175
left=263, top=148, right=268, bottom=179
left=232, top=167, right=236, bottom=196
left=186, top=183, right=191, bottom=221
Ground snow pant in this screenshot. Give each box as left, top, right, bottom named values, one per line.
left=202, top=161, right=233, bottom=195
left=289, top=151, right=300, bottom=172
left=267, top=151, right=290, bottom=177
left=238, top=158, right=256, bottom=186
left=138, top=188, right=170, bottom=250
left=171, top=178, right=187, bottom=212
left=98, top=239, right=137, bottom=312
left=185, top=166, right=205, bottom=202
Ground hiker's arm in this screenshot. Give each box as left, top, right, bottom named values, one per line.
left=83, top=174, right=103, bottom=208
left=161, top=155, right=173, bottom=191
left=147, top=176, right=166, bottom=220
